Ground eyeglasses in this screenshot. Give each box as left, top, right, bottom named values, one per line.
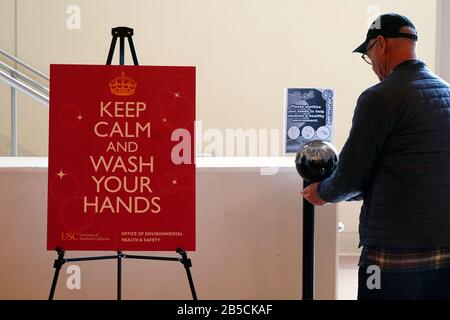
left=361, top=40, right=378, bottom=65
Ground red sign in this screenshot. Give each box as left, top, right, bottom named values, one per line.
left=47, top=64, right=195, bottom=251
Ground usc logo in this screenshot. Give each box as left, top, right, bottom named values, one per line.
left=61, top=232, right=79, bottom=241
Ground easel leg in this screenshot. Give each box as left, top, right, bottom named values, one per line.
left=119, top=37, right=125, bottom=65
left=106, top=36, right=117, bottom=65
left=49, top=247, right=65, bottom=300
left=177, top=248, right=198, bottom=300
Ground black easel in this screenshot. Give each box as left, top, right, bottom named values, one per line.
left=48, top=26, right=197, bottom=301
left=302, top=180, right=314, bottom=300
left=106, top=26, right=139, bottom=66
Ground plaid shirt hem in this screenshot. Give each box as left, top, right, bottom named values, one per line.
left=358, top=246, right=450, bottom=272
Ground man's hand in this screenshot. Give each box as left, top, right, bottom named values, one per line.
left=301, top=182, right=328, bottom=206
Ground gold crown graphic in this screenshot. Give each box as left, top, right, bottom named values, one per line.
left=109, top=72, right=137, bottom=96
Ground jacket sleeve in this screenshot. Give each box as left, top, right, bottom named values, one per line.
left=317, top=90, right=394, bottom=203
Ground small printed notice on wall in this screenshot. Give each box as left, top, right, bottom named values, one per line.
left=284, top=88, right=334, bottom=153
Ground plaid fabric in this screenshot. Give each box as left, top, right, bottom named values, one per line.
left=359, top=246, right=450, bottom=272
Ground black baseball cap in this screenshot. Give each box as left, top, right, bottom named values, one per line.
left=353, top=13, right=418, bottom=53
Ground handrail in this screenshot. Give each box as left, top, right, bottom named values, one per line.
left=0, top=69, right=49, bottom=106
left=0, top=61, right=49, bottom=95
left=0, top=48, right=49, bottom=156
left=0, top=48, right=49, bottom=81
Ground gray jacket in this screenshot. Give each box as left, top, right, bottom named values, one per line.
left=318, top=60, right=450, bottom=248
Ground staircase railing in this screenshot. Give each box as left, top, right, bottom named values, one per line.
left=0, top=48, right=49, bottom=156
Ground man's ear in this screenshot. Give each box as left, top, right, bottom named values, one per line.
left=377, top=35, right=387, bottom=53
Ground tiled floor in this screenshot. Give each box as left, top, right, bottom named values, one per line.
left=337, top=255, right=359, bottom=300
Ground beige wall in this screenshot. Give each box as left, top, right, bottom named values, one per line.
left=1, top=0, right=436, bottom=157
left=0, top=0, right=438, bottom=252
left=436, top=0, right=450, bottom=82
left=0, top=0, right=15, bottom=53
left=0, top=162, right=337, bottom=299
left=0, top=0, right=16, bottom=154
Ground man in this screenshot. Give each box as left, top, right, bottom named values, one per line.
left=302, top=13, right=450, bottom=300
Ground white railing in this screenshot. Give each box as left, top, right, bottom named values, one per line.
left=0, top=48, right=49, bottom=156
